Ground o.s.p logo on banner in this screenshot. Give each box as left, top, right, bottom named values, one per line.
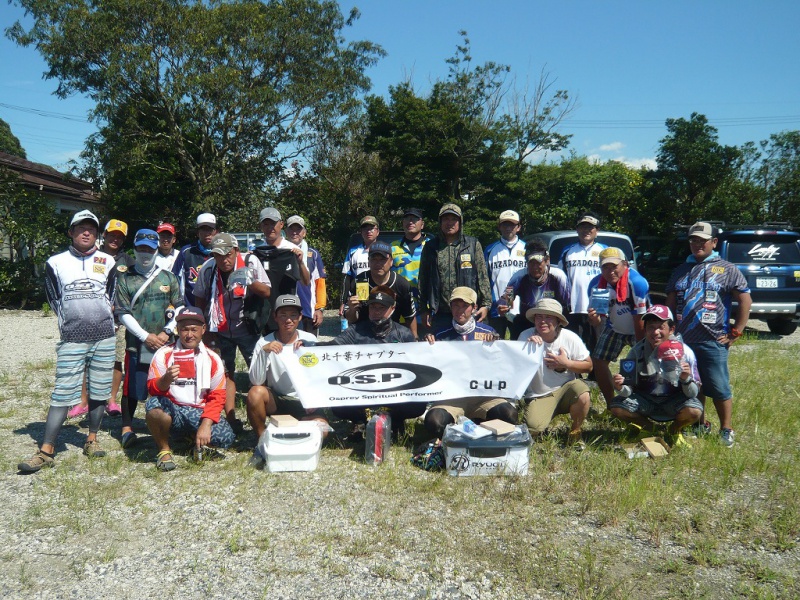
left=327, top=363, right=441, bottom=392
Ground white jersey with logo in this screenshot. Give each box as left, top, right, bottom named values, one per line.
left=559, top=241, right=607, bottom=314
left=484, top=237, right=527, bottom=316
left=341, top=244, right=370, bottom=278
left=248, top=330, right=318, bottom=398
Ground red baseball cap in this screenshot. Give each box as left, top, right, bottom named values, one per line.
left=157, top=223, right=176, bottom=235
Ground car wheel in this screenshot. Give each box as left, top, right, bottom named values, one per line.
left=767, top=318, right=798, bottom=336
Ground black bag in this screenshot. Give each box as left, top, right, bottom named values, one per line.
left=244, top=247, right=301, bottom=334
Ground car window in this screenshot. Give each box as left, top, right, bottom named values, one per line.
left=725, top=240, right=800, bottom=264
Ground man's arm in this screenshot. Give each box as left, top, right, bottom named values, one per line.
left=473, top=240, right=492, bottom=321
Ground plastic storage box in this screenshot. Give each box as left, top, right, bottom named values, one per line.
left=442, top=424, right=531, bottom=476
left=258, top=421, right=323, bottom=473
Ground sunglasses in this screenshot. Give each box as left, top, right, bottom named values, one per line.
left=135, top=233, right=158, bottom=242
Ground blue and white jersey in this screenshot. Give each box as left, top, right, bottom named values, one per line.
left=341, top=243, right=370, bottom=279
left=559, top=241, right=607, bottom=314
left=587, top=268, right=649, bottom=336
left=484, top=237, right=527, bottom=318
left=434, top=320, right=498, bottom=342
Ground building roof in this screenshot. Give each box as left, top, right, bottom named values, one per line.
left=0, top=151, right=100, bottom=205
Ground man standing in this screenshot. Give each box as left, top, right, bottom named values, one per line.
left=485, top=209, right=526, bottom=338
left=666, top=222, right=751, bottom=447
left=194, top=233, right=271, bottom=430
left=587, top=247, right=650, bottom=405
left=504, top=238, right=571, bottom=340
left=391, top=208, right=429, bottom=324
left=246, top=295, right=328, bottom=457
left=418, top=202, right=492, bottom=334
left=284, top=215, right=326, bottom=336
left=115, top=229, right=183, bottom=448
left=340, top=216, right=380, bottom=318
left=145, top=307, right=234, bottom=471
left=155, top=222, right=180, bottom=270
left=18, top=210, right=117, bottom=472
left=172, top=213, right=217, bottom=307
left=345, top=241, right=417, bottom=338
left=423, top=287, right=517, bottom=438
left=559, top=212, right=607, bottom=350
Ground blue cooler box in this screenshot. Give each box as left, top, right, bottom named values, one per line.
left=443, top=424, right=531, bottom=476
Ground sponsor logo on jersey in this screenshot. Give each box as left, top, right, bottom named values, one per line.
left=711, top=266, right=726, bottom=274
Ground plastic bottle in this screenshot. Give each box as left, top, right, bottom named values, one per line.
left=365, top=412, right=391, bottom=466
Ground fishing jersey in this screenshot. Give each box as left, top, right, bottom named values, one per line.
left=341, top=243, right=370, bottom=279
left=559, top=241, right=607, bottom=314
left=296, top=245, right=327, bottom=319
left=350, top=271, right=417, bottom=324
left=45, top=247, right=117, bottom=343
left=115, top=267, right=183, bottom=348
left=485, top=237, right=527, bottom=318
left=155, top=248, right=180, bottom=271
left=666, top=254, right=750, bottom=344
left=587, top=268, right=649, bottom=336
left=172, top=241, right=214, bottom=307
left=391, top=235, right=429, bottom=301
left=624, top=339, right=700, bottom=398
left=434, top=320, right=498, bottom=342
left=248, top=330, right=318, bottom=397
left=507, top=266, right=571, bottom=317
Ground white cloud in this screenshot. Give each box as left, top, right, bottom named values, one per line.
left=615, top=156, right=657, bottom=170
left=598, top=142, right=624, bottom=152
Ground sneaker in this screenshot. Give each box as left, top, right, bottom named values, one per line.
left=719, top=428, right=735, bottom=448
left=687, top=420, right=711, bottom=438
left=106, top=401, right=122, bottom=417
left=18, top=450, right=55, bottom=473
left=83, top=439, right=107, bottom=458
left=67, top=404, right=89, bottom=419
left=248, top=448, right=265, bottom=468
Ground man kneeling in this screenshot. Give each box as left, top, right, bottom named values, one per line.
left=609, top=305, right=702, bottom=447
left=424, top=287, right=517, bottom=438
left=145, top=307, right=234, bottom=471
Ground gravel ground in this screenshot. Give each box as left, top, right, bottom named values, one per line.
left=0, top=309, right=798, bottom=599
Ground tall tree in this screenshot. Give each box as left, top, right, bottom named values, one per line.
left=8, top=0, right=383, bottom=227
left=760, top=131, right=800, bottom=224
left=0, top=118, right=26, bottom=158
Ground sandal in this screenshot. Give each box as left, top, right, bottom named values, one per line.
left=121, top=431, right=137, bottom=449
left=156, top=450, right=177, bottom=472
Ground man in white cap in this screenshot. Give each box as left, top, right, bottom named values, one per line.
left=19, top=210, right=118, bottom=472
left=666, top=221, right=751, bottom=447
left=518, top=298, right=593, bottom=445
left=284, top=215, right=327, bottom=335
left=172, top=212, right=218, bottom=307
left=610, top=305, right=702, bottom=448
left=485, top=209, right=526, bottom=338
left=587, top=246, right=650, bottom=405
left=559, top=212, right=607, bottom=350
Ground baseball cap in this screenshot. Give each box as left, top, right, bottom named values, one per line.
left=133, top=229, right=159, bottom=250
left=196, top=213, right=217, bottom=228
left=286, top=215, right=305, bottom=228
left=104, top=219, right=128, bottom=236
left=577, top=214, right=600, bottom=227
left=210, top=232, right=238, bottom=255
left=69, top=209, right=100, bottom=228
left=156, top=223, right=176, bottom=235
left=368, top=241, right=392, bottom=258
left=599, top=247, right=626, bottom=266
left=450, top=286, right=477, bottom=305
left=525, top=298, right=568, bottom=326
left=498, top=210, right=520, bottom=224
left=360, top=216, right=379, bottom=228
left=403, top=208, right=423, bottom=219
left=439, top=203, right=462, bottom=219
left=688, top=221, right=717, bottom=240
left=367, top=285, right=396, bottom=307
left=274, top=294, right=302, bottom=311
left=259, top=207, right=282, bottom=223
left=176, top=306, right=206, bottom=325
left=643, top=305, right=674, bottom=322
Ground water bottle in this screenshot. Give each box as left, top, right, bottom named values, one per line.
left=365, top=412, right=391, bottom=466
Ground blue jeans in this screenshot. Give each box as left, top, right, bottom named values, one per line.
left=688, top=340, right=732, bottom=401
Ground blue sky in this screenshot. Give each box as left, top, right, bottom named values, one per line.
left=2, top=1, right=799, bottom=171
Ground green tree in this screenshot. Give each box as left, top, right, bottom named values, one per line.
left=0, top=118, right=26, bottom=158
left=8, top=0, right=384, bottom=228
left=760, top=131, right=800, bottom=224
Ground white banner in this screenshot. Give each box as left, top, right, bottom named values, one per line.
left=273, top=340, right=544, bottom=408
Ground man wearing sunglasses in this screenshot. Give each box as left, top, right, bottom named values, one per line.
left=114, top=229, right=183, bottom=449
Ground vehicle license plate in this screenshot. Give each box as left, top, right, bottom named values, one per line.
left=756, top=278, right=778, bottom=288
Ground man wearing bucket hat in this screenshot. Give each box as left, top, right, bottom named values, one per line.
left=172, top=212, right=218, bottom=307
left=418, top=202, right=492, bottom=335
left=610, top=305, right=702, bottom=448
left=518, top=298, right=593, bottom=445
left=145, top=307, right=234, bottom=471
left=18, top=210, right=118, bottom=472
left=114, top=229, right=183, bottom=449
left=423, top=287, right=517, bottom=438
left=586, top=247, right=650, bottom=406
left=485, top=209, right=527, bottom=338
left=666, top=221, right=751, bottom=447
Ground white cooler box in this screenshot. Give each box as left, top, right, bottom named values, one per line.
left=258, top=422, right=322, bottom=473
left=443, top=424, right=531, bottom=476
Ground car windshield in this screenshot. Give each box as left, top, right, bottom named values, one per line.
left=726, top=239, right=800, bottom=264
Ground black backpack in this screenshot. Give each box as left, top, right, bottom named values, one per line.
left=243, top=247, right=301, bottom=334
